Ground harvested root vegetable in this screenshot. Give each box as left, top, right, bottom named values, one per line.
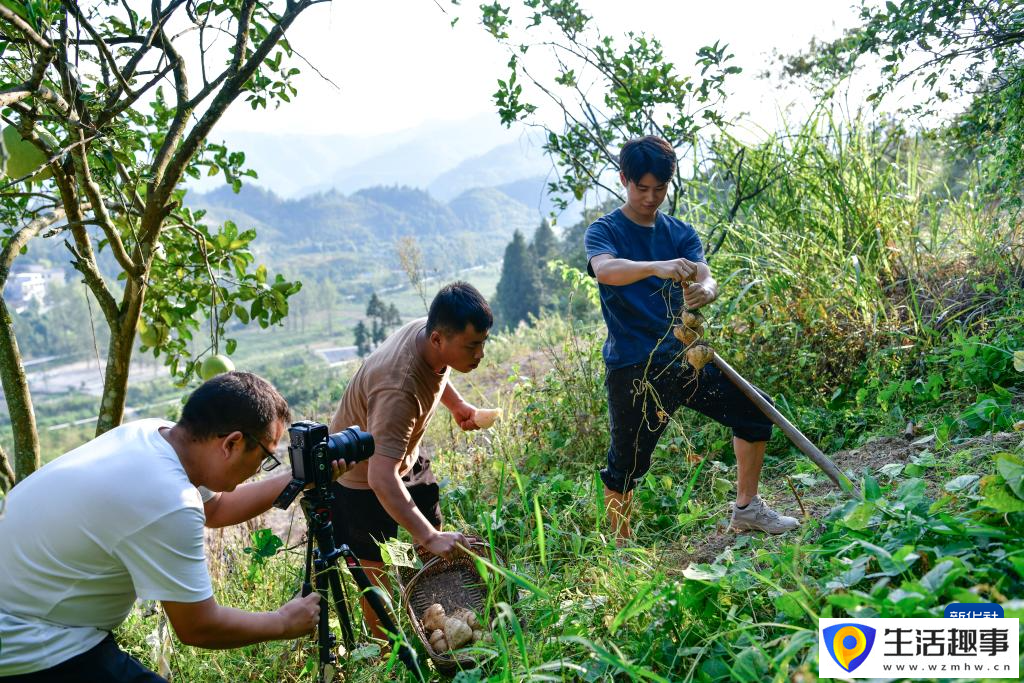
left=681, top=310, right=705, bottom=330
left=673, top=325, right=700, bottom=346
left=421, top=603, right=446, bottom=633
left=686, top=344, right=714, bottom=371
left=473, top=408, right=501, bottom=428
left=472, top=629, right=483, bottom=643
left=428, top=628, right=448, bottom=652
left=451, top=607, right=480, bottom=630
left=444, top=616, right=473, bottom=649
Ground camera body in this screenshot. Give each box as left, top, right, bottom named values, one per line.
left=273, top=420, right=374, bottom=509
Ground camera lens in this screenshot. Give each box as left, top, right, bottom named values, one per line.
left=325, top=426, right=374, bottom=463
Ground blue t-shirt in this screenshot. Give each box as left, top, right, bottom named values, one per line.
left=585, top=208, right=706, bottom=369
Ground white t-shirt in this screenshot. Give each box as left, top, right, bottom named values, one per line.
left=0, top=419, right=214, bottom=675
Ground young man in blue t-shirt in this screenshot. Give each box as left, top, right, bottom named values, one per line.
left=585, top=135, right=799, bottom=544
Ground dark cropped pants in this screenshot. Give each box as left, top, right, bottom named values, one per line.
left=601, top=357, right=774, bottom=493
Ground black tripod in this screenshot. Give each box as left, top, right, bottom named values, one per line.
left=297, top=489, right=426, bottom=682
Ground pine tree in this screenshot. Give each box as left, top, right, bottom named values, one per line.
left=371, top=319, right=385, bottom=346
left=532, top=218, right=557, bottom=261
left=366, top=292, right=384, bottom=321
left=358, top=292, right=402, bottom=351
left=494, top=230, right=541, bottom=329
left=353, top=321, right=371, bottom=357
left=530, top=218, right=560, bottom=310
left=386, top=303, right=402, bottom=329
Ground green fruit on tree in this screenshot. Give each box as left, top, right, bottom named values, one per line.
left=1, top=125, right=56, bottom=182
left=138, top=322, right=169, bottom=348
left=199, top=354, right=235, bottom=380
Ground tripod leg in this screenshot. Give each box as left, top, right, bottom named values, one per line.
left=324, top=557, right=356, bottom=650
left=342, top=553, right=426, bottom=683
left=312, top=551, right=336, bottom=668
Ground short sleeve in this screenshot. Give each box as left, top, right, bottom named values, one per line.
left=584, top=219, right=617, bottom=276
left=113, top=507, right=213, bottom=603
left=365, top=388, right=419, bottom=461
left=678, top=222, right=706, bottom=264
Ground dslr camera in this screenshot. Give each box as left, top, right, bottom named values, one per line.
left=273, top=420, right=374, bottom=509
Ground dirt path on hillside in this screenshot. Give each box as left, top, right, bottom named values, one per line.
left=660, top=430, right=1024, bottom=571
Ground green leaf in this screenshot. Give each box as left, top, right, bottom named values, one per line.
left=774, top=591, right=808, bottom=620
left=681, top=563, right=727, bottom=582
left=863, top=474, right=882, bottom=501
left=378, top=538, right=416, bottom=568
left=843, top=501, right=875, bottom=530
left=243, top=528, right=282, bottom=563
left=944, top=474, right=980, bottom=492
left=979, top=475, right=1024, bottom=513
left=350, top=643, right=380, bottom=662
left=994, top=452, right=1024, bottom=499
left=608, top=580, right=658, bottom=635
left=920, top=560, right=960, bottom=594
left=0, top=1, right=29, bottom=23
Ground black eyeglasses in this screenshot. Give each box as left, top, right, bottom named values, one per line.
left=220, top=432, right=281, bottom=471
left=248, top=434, right=282, bottom=472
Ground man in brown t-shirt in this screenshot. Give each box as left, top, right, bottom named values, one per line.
left=328, top=281, right=492, bottom=639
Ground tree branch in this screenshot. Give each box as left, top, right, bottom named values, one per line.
left=0, top=4, right=51, bottom=50
left=64, top=238, right=118, bottom=325
left=96, top=0, right=187, bottom=121
left=0, top=209, right=66, bottom=288
left=152, top=0, right=320, bottom=233
left=146, top=0, right=193, bottom=200
left=63, top=1, right=138, bottom=97
left=70, top=128, right=139, bottom=275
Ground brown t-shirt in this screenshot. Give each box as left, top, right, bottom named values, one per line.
left=331, top=318, right=449, bottom=489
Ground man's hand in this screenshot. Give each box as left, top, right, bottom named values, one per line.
left=276, top=591, right=321, bottom=639
left=329, top=458, right=353, bottom=482
left=421, top=530, right=468, bottom=561
left=448, top=400, right=480, bottom=431
left=300, top=459, right=353, bottom=491
left=683, top=282, right=716, bottom=309
left=651, top=258, right=698, bottom=283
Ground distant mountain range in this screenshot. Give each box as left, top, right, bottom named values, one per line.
left=186, top=182, right=547, bottom=275
left=194, top=115, right=552, bottom=198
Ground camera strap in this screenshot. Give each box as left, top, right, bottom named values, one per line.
left=273, top=478, right=305, bottom=510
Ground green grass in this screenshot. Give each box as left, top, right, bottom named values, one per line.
left=111, top=112, right=1024, bottom=681
left=13, top=113, right=1024, bottom=681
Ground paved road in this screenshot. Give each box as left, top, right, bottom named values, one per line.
left=26, top=357, right=168, bottom=396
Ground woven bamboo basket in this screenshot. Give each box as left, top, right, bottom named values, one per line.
left=398, top=536, right=500, bottom=677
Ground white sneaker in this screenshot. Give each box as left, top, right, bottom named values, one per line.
left=730, top=495, right=800, bottom=534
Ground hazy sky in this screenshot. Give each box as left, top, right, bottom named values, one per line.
left=219, top=0, right=863, bottom=137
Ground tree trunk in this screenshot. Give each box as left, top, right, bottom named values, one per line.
left=95, top=278, right=145, bottom=436
left=0, top=443, right=13, bottom=492
left=0, top=210, right=60, bottom=481
left=0, top=298, right=39, bottom=483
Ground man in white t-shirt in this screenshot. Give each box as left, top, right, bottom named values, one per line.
left=0, top=372, right=349, bottom=682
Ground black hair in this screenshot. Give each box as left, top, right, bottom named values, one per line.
left=619, top=135, right=676, bottom=184
left=178, top=371, right=290, bottom=443
left=426, top=281, right=493, bottom=336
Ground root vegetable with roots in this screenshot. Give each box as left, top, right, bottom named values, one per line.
left=685, top=344, right=714, bottom=371
left=681, top=310, right=704, bottom=330
left=671, top=304, right=859, bottom=496
left=673, top=325, right=700, bottom=345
